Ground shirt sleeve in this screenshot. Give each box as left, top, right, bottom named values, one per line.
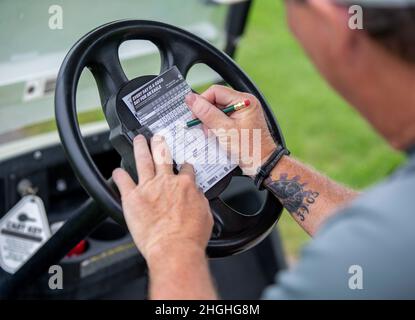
left=262, top=204, right=415, bottom=300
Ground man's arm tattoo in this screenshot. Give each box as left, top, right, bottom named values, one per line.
left=264, top=173, right=319, bottom=222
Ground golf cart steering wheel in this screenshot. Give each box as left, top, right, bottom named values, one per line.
left=55, top=20, right=286, bottom=257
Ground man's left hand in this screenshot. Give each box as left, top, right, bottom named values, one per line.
left=112, top=134, right=214, bottom=264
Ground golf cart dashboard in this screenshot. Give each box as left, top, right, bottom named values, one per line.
left=0, top=125, right=118, bottom=220
left=0, top=125, right=149, bottom=299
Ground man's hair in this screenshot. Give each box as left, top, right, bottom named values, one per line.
left=362, top=7, right=415, bottom=63
left=338, top=2, right=415, bottom=63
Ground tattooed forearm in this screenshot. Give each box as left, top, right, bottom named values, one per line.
left=264, top=174, right=320, bottom=222
left=261, top=157, right=357, bottom=235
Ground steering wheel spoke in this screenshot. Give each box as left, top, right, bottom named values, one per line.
left=87, top=41, right=128, bottom=106
left=159, top=40, right=199, bottom=77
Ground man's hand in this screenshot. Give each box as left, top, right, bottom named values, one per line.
left=112, top=134, right=217, bottom=299
left=112, top=135, right=213, bottom=263
left=185, top=85, right=277, bottom=175
left=186, top=85, right=358, bottom=236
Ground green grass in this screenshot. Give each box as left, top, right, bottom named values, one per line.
left=235, top=0, right=404, bottom=257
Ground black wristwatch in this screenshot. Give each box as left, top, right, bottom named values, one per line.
left=254, top=145, right=290, bottom=190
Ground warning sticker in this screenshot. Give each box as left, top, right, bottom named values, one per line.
left=0, top=195, right=51, bottom=274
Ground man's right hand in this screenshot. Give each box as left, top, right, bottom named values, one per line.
left=185, top=87, right=358, bottom=236
left=185, top=85, right=277, bottom=176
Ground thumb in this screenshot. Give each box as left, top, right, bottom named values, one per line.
left=112, top=168, right=135, bottom=199
left=185, top=93, right=233, bottom=130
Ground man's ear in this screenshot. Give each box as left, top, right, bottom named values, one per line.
left=308, top=0, right=358, bottom=60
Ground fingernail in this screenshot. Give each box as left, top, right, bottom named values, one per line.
left=184, top=161, right=194, bottom=170
left=134, top=134, right=145, bottom=143
left=185, top=93, right=197, bottom=107
left=112, top=168, right=121, bottom=178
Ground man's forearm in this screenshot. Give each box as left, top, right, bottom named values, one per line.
left=264, top=156, right=358, bottom=236
left=147, top=245, right=217, bottom=300
left=145, top=156, right=356, bottom=299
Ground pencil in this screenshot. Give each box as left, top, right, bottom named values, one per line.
left=185, top=99, right=251, bottom=128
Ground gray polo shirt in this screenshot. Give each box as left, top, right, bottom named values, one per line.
left=263, top=151, right=415, bottom=299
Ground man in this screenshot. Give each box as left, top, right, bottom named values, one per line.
left=112, top=0, right=415, bottom=299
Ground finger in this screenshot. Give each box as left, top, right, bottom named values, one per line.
left=151, top=135, right=173, bottom=175
left=185, top=93, right=233, bottom=130
left=178, top=162, right=196, bottom=180
left=201, top=85, right=246, bottom=107
left=202, top=124, right=209, bottom=137
left=112, top=168, right=135, bottom=198
left=134, top=135, right=155, bottom=183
